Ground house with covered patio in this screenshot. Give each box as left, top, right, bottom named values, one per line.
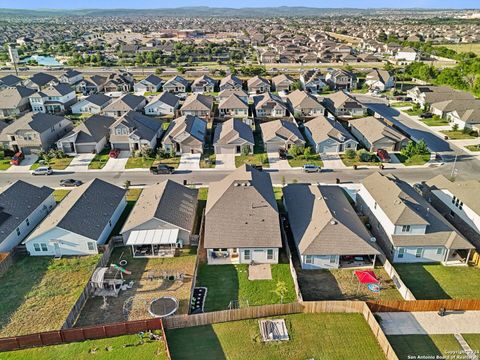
left=203, top=165, right=282, bottom=265
left=283, top=184, right=380, bottom=269
left=120, top=180, right=198, bottom=258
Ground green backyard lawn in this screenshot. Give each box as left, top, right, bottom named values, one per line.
left=196, top=263, right=296, bottom=312
left=1, top=334, right=167, bottom=360
left=166, top=313, right=386, bottom=360
left=0, top=256, right=100, bottom=337
left=394, top=264, right=480, bottom=299
left=388, top=335, right=462, bottom=360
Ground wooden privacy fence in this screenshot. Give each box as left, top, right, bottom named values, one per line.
left=367, top=299, right=480, bottom=313
left=381, top=259, right=416, bottom=300
left=61, top=242, right=116, bottom=329
left=0, top=318, right=167, bottom=354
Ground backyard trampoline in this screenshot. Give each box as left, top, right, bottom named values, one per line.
left=148, top=296, right=179, bottom=318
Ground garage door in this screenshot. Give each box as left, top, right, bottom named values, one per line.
left=320, top=143, right=339, bottom=153
left=75, top=144, right=96, bottom=154
left=111, top=142, right=130, bottom=151
left=216, top=146, right=236, bottom=155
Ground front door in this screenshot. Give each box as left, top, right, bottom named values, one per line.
left=53, top=242, right=61, bottom=258
left=252, top=249, right=266, bottom=263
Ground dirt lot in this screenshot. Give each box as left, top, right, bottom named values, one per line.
left=74, top=246, right=197, bottom=327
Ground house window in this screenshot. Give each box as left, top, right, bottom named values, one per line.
left=305, top=255, right=313, bottom=264
left=26, top=218, right=30, bottom=226
left=416, top=248, right=423, bottom=258
left=88, top=242, right=96, bottom=251
left=244, top=249, right=251, bottom=261
left=41, top=243, right=48, bottom=252
left=109, top=220, right=112, bottom=227
left=398, top=248, right=405, bottom=258
left=459, top=202, right=463, bottom=211
left=452, top=196, right=456, bottom=204
left=34, top=244, right=40, bottom=252
left=374, top=202, right=377, bottom=209
left=267, top=249, right=274, bottom=260
left=402, top=225, right=411, bottom=232
left=436, top=248, right=443, bottom=255
left=329, top=255, right=336, bottom=264
left=16, top=228, right=20, bottom=236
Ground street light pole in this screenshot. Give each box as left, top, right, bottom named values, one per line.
left=450, top=154, right=458, bottom=180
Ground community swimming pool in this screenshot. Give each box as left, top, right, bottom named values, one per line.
left=20, top=55, right=62, bottom=66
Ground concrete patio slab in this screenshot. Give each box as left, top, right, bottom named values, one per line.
left=378, top=311, right=480, bottom=335
left=248, top=264, right=272, bottom=280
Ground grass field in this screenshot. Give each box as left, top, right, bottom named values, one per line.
left=340, top=153, right=381, bottom=167
left=0, top=256, right=100, bottom=337
left=1, top=333, right=167, bottom=360
left=434, top=43, right=480, bottom=56
left=466, top=144, right=480, bottom=152
left=388, top=335, right=462, bottom=360
left=441, top=130, right=478, bottom=140
left=166, top=313, right=386, bottom=360
left=394, top=264, right=480, bottom=299
left=88, top=149, right=110, bottom=170
left=421, top=116, right=449, bottom=127
left=30, top=157, right=74, bottom=170
left=404, top=108, right=423, bottom=116
left=155, top=156, right=181, bottom=169
left=287, top=154, right=323, bottom=168
left=0, top=159, right=11, bottom=170
left=125, top=156, right=155, bottom=169
left=463, top=334, right=480, bottom=353
left=390, top=101, right=413, bottom=108
left=196, top=263, right=296, bottom=312
left=52, top=189, right=71, bottom=203
left=395, top=153, right=431, bottom=166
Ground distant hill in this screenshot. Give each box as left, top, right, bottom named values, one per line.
left=0, top=7, right=450, bottom=18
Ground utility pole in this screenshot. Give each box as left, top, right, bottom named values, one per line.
left=7, top=44, right=19, bottom=76
left=450, top=154, right=458, bottom=180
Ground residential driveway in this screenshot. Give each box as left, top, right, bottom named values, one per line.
left=6, top=155, right=38, bottom=173
left=378, top=311, right=480, bottom=335
left=178, top=153, right=201, bottom=171
left=101, top=151, right=130, bottom=172
left=64, top=154, right=95, bottom=172
left=320, top=153, right=347, bottom=169
left=266, top=145, right=291, bottom=169
left=215, top=153, right=236, bottom=170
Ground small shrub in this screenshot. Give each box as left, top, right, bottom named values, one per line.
left=452, top=123, right=459, bottom=132
left=345, top=149, right=356, bottom=159
left=241, top=144, right=250, bottom=156
left=358, top=149, right=372, bottom=162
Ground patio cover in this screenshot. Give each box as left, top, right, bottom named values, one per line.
left=126, top=229, right=179, bottom=246
left=354, top=270, right=379, bottom=284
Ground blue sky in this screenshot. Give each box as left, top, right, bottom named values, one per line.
left=1, top=0, right=479, bottom=9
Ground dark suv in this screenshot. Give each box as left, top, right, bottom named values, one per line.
left=150, top=164, right=175, bottom=174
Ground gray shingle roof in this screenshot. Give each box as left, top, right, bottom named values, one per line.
left=213, top=118, right=254, bottom=146
left=0, top=75, right=22, bottom=87
left=62, top=115, right=115, bottom=144
left=27, top=179, right=126, bottom=242
left=0, top=181, right=53, bottom=245
left=28, top=72, right=56, bottom=87
left=3, top=112, right=69, bottom=134
left=85, top=93, right=111, bottom=106
left=112, top=111, right=164, bottom=141
left=121, top=180, right=198, bottom=234
left=284, top=184, right=380, bottom=256
left=0, top=86, right=36, bottom=109
left=204, top=165, right=282, bottom=249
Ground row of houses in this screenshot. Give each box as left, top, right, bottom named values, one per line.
left=408, top=85, right=480, bottom=131
left=2, top=166, right=475, bottom=270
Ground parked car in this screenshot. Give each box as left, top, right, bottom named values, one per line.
left=376, top=149, right=391, bottom=163
left=32, top=166, right=53, bottom=176
left=60, top=179, right=83, bottom=187
left=10, top=152, right=25, bottom=165
left=0, top=66, right=11, bottom=70
left=278, top=148, right=288, bottom=160
left=420, top=112, right=433, bottom=119
left=150, top=164, right=175, bottom=174
left=109, top=149, right=120, bottom=158
left=302, top=164, right=320, bottom=173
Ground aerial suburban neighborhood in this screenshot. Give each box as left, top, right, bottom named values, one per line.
left=0, top=3, right=480, bottom=360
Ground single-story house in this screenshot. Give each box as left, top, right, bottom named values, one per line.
left=57, top=115, right=115, bottom=154
left=260, top=119, right=305, bottom=152
left=213, top=118, right=254, bottom=154
left=283, top=184, right=380, bottom=269
left=134, top=74, right=163, bottom=93
left=0, top=75, right=22, bottom=90
left=349, top=116, right=408, bottom=152
left=76, top=75, right=107, bottom=95
left=304, top=115, right=358, bottom=153
left=120, top=180, right=198, bottom=257
left=71, top=93, right=112, bottom=115
left=247, top=76, right=271, bottom=95
left=102, top=94, right=146, bottom=118
left=163, top=75, right=190, bottom=93
left=180, top=93, right=214, bottom=120
left=271, top=74, right=295, bottom=92
left=144, top=92, right=180, bottom=117
left=323, top=91, right=367, bottom=118
left=218, top=94, right=249, bottom=119
left=217, top=88, right=248, bottom=104
left=0, top=181, right=55, bottom=253
left=192, top=75, right=217, bottom=93
left=219, top=75, right=243, bottom=91
left=162, top=115, right=207, bottom=155
left=287, top=90, right=325, bottom=118
left=204, top=165, right=282, bottom=264
left=25, top=179, right=127, bottom=257
left=0, top=86, right=36, bottom=119
left=365, top=69, right=395, bottom=91
left=253, top=92, right=289, bottom=119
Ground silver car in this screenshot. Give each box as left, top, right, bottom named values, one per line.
left=302, top=164, right=320, bottom=173
left=32, top=166, right=53, bottom=176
